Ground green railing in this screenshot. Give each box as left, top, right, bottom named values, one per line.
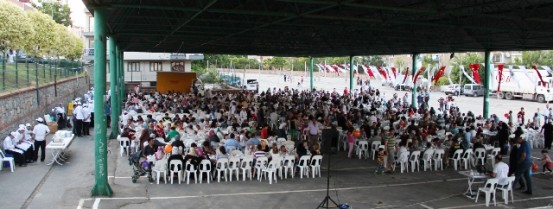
left=0, top=56, right=86, bottom=94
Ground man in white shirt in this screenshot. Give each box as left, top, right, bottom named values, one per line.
left=73, top=102, right=84, bottom=137
left=307, top=116, right=319, bottom=147
left=14, top=126, right=33, bottom=162
left=3, top=132, right=27, bottom=166
left=490, top=155, right=510, bottom=186
left=33, top=117, right=50, bottom=162
left=82, top=103, right=92, bottom=136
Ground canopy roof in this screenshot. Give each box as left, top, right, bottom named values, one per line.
left=83, top=0, right=553, bottom=56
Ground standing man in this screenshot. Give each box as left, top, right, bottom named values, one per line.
left=82, top=103, right=91, bottom=136
left=53, top=103, right=66, bottom=129
left=33, top=117, right=50, bottom=162
left=73, top=102, right=84, bottom=137
left=515, top=135, right=533, bottom=195
left=541, top=119, right=553, bottom=150
left=307, top=116, right=319, bottom=147
left=383, top=126, right=396, bottom=173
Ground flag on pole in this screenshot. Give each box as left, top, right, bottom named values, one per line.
left=532, top=65, right=546, bottom=87
left=402, top=67, right=410, bottom=84
left=497, top=64, right=504, bottom=91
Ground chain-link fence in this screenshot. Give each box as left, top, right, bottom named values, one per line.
left=1, top=56, right=85, bottom=94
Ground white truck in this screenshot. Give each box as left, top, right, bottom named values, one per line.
left=492, top=67, right=553, bottom=103
left=244, top=79, right=259, bottom=93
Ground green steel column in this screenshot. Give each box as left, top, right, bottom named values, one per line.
left=484, top=51, right=491, bottom=119
left=91, top=8, right=113, bottom=197
left=411, top=53, right=419, bottom=108
left=310, top=57, right=314, bottom=90
left=116, top=47, right=122, bottom=134
left=109, top=38, right=118, bottom=138
left=119, top=50, right=124, bottom=109
left=349, top=55, right=354, bottom=91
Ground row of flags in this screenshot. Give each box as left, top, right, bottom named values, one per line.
left=311, top=63, right=553, bottom=90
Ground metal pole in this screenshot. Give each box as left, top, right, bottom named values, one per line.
left=349, top=55, right=354, bottom=91
left=2, top=55, right=5, bottom=90
left=15, top=57, right=18, bottom=88
left=54, top=58, right=58, bottom=97
left=412, top=53, right=419, bottom=108
left=43, top=60, right=46, bottom=80
left=91, top=8, right=113, bottom=197
left=49, top=58, right=52, bottom=80
left=109, top=38, right=118, bottom=139
left=26, top=58, right=29, bottom=86
left=35, top=62, right=39, bottom=105
left=484, top=51, right=491, bottom=119
left=310, top=57, right=314, bottom=90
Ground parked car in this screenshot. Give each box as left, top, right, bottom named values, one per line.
left=394, top=84, right=412, bottom=91
left=462, top=84, right=485, bottom=97
left=443, top=84, right=462, bottom=95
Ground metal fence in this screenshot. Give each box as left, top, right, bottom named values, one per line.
left=1, top=56, right=85, bottom=94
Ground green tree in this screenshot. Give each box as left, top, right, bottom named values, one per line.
left=33, top=1, right=72, bottom=27
left=0, top=1, right=34, bottom=53
left=451, top=53, right=484, bottom=84
left=26, top=11, right=57, bottom=57
left=52, top=24, right=70, bottom=57
left=515, top=51, right=553, bottom=67
left=359, top=56, right=384, bottom=66
left=266, top=57, right=288, bottom=70
left=66, top=35, right=83, bottom=60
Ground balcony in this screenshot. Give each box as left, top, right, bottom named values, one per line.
left=83, top=48, right=94, bottom=60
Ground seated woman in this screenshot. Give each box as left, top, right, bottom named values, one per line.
left=296, top=140, right=309, bottom=159
left=183, top=143, right=204, bottom=167
left=279, top=145, right=288, bottom=155
left=257, top=139, right=270, bottom=153
left=269, top=143, right=280, bottom=159
left=216, top=146, right=228, bottom=160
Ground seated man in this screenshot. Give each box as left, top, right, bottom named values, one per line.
left=489, top=154, right=509, bottom=187
left=3, top=132, right=27, bottom=166
left=14, top=126, right=34, bottom=163
left=224, top=133, right=241, bottom=153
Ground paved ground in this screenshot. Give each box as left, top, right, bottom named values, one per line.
left=1, top=73, right=553, bottom=209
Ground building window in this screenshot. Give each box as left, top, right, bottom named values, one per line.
left=127, top=62, right=140, bottom=72
left=150, top=62, right=162, bottom=72
left=171, top=61, right=185, bottom=72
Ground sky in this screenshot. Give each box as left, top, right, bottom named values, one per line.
left=67, top=0, right=87, bottom=28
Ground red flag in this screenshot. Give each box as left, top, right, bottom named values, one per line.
left=365, top=65, right=375, bottom=78
left=402, top=67, right=410, bottom=84
left=377, top=66, right=387, bottom=80
left=470, top=64, right=481, bottom=84
left=413, top=66, right=426, bottom=84
left=497, top=64, right=504, bottom=91
left=391, top=67, right=397, bottom=78
left=532, top=65, right=546, bottom=87
left=433, top=66, right=446, bottom=84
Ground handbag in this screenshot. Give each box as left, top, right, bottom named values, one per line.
left=531, top=162, right=538, bottom=172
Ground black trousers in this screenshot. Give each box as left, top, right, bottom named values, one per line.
left=5, top=150, right=26, bottom=165
left=90, top=112, right=95, bottom=127
left=75, top=119, right=83, bottom=136
left=545, top=134, right=552, bottom=150
left=83, top=121, right=90, bottom=135
left=34, top=141, right=46, bottom=161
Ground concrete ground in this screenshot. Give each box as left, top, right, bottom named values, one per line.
left=1, top=73, right=553, bottom=209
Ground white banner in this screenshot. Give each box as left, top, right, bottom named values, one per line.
left=460, top=65, right=477, bottom=84
left=520, top=65, right=537, bottom=87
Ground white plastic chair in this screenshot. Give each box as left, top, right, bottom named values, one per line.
left=371, top=141, right=381, bottom=160
left=474, top=148, right=486, bottom=166
left=393, top=151, right=410, bottom=173
left=198, top=159, right=212, bottom=184
left=184, top=160, right=198, bottom=184
left=227, top=157, right=241, bottom=182
left=357, top=141, right=369, bottom=159
left=409, top=151, right=421, bottom=172
left=226, top=146, right=237, bottom=153
left=216, top=158, right=229, bottom=183
left=296, top=155, right=310, bottom=179
left=240, top=157, right=254, bottom=181
left=450, top=149, right=464, bottom=171
left=496, top=176, right=516, bottom=204
left=488, top=148, right=501, bottom=165
left=310, top=155, right=323, bottom=178
left=262, top=160, right=279, bottom=184
left=421, top=149, right=434, bottom=171
left=255, top=156, right=269, bottom=181
left=432, top=149, right=445, bottom=171
left=284, top=141, right=295, bottom=152
left=475, top=178, right=499, bottom=207
left=119, top=137, right=130, bottom=157
left=169, top=160, right=183, bottom=184
left=152, top=159, right=167, bottom=184
left=461, top=149, right=474, bottom=170
left=0, top=150, right=15, bottom=172
left=283, top=155, right=296, bottom=179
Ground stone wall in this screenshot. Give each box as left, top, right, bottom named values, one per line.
left=0, top=75, right=90, bottom=138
